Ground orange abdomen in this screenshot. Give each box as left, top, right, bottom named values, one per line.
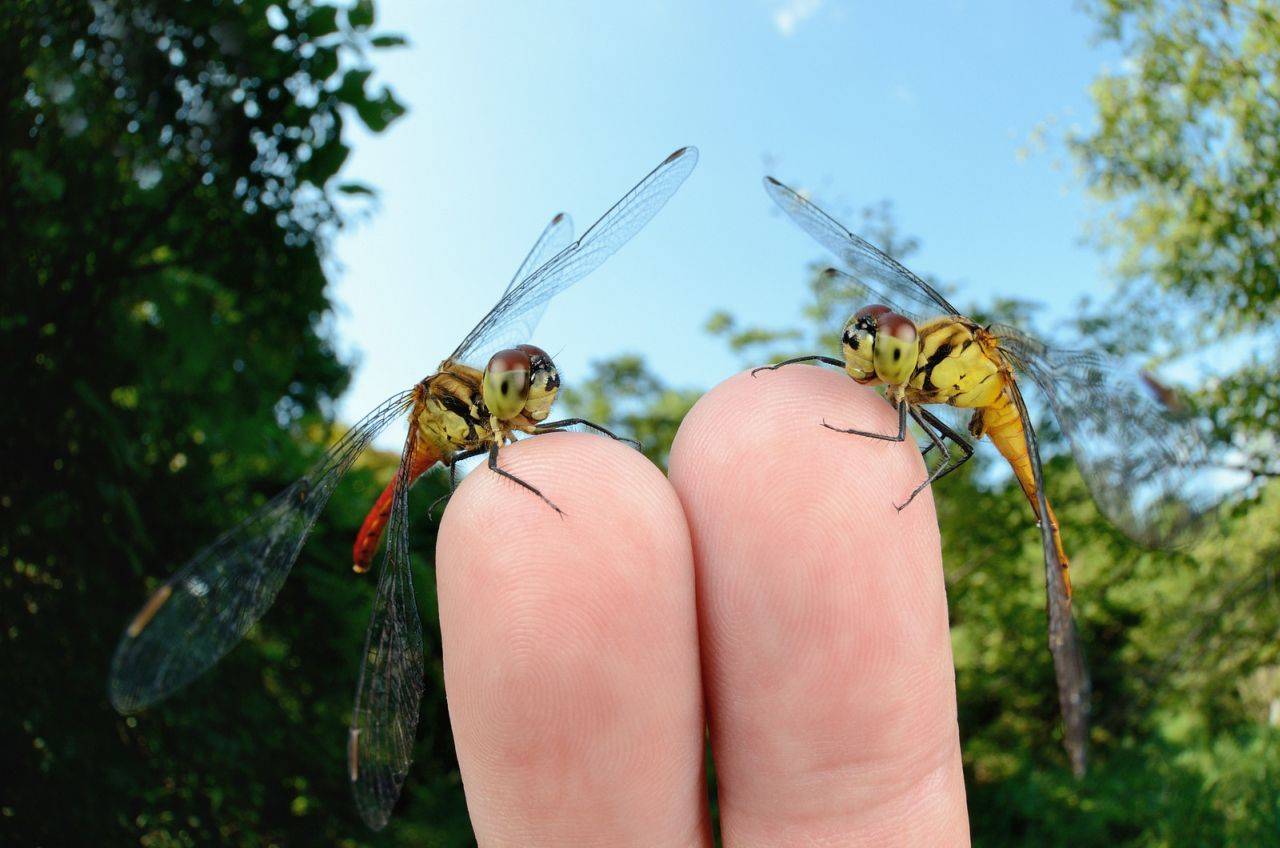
left=352, top=445, right=438, bottom=573
left=979, top=391, right=1073, bottom=596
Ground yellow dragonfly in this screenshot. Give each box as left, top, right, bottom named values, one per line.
left=108, top=147, right=698, bottom=830
left=758, top=175, right=1227, bottom=776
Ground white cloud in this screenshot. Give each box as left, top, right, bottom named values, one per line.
left=772, top=0, right=823, bottom=37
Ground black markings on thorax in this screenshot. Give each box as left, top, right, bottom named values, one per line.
left=437, top=392, right=474, bottom=421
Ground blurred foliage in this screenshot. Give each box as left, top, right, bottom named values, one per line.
left=565, top=7, right=1280, bottom=829
left=1072, top=0, right=1280, bottom=480
left=571, top=254, right=1280, bottom=846
left=1, top=1, right=473, bottom=845
left=3, top=0, right=1279, bottom=846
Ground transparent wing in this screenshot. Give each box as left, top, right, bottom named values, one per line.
left=820, top=267, right=934, bottom=325
left=464, top=212, right=577, bottom=361
left=505, top=212, right=574, bottom=298
left=994, top=324, right=1230, bottom=548
left=764, top=176, right=961, bottom=318
left=1007, top=379, right=1090, bottom=777
left=108, top=390, right=416, bottom=714
left=348, top=430, right=426, bottom=831
left=450, top=146, right=699, bottom=365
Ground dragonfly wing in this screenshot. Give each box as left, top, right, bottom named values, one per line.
left=348, top=429, right=426, bottom=831
left=504, top=212, right=575, bottom=297
left=1008, top=381, right=1091, bottom=777
left=108, top=390, right=416, bottom=714
left=994, top=324, right=1226, bottom=548
left=450, top=146, right=699, bottom=365
left=820, top=267, right=932, bottom=326
left=464, top=212, right=577, bottom=362
left=763, top=176, right=961, bottom=318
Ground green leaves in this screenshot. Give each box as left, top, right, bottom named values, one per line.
left=2, top=1, right=418, bottom=844
left=1069, top=0, right=1280, bottom=520
left=371, top=34, right=408, bottom=48
left=347, top=0, right=375, bottom=30
left=354, top=86, right=406, bottom=132
left=300, top=138, right=351, bottom=184
left=336, top=67, right=374, bottom=104
left=335, top=67, right=407, bottom=133
left=304, top=4, right=340, bottom=37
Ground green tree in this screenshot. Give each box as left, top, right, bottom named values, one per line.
left=0, top=2, right=472, bottom=845
left=1072, top=0, right=1280, bottom=475
left=560, top=5, right=1280, bottom=841
left=566, top=184, right=1280, bottom=843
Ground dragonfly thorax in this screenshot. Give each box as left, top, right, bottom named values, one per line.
left=906, top=318, right=1005, bottom=409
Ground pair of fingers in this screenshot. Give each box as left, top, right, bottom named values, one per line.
left=437, top=366, right=970, bottom=847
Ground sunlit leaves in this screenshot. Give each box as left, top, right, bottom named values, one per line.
left=3, top=1, right=423, bottom=845
left=1070, top=0, right=1280, bottom=517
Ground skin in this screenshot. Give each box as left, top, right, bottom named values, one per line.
left=437, top=365, right=969, bottom=847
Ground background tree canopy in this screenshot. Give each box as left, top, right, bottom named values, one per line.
left=3, top=1, right=461, bottom=845
left=2, top=1, right=1277, bottom=846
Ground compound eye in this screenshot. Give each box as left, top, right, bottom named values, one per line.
left=516, top=344, right=554, bottom=373
left=872, top=312, right=920, bottom=385
left=877, top=312, right=917, bottom=343
left=854, top=304, right=892, bottom=326
left=483, top=348, right=533, bottom=419
left=516, top=343, right=550, bottom=362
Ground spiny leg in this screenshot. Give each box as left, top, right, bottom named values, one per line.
left=915, top=407, right=974, bottom=487
left=894, top=407, right=975, bottom=511
left=824, top=397, right=908, bottom=442
left=427, top=457, right=466, bottom=518
left=487, top=442, right=563, bottom=516
left=896, top=410, right=951, bottom=511
left=534, top=418, right=640, bottom=449
left=751, top=355, right=845, bottom=378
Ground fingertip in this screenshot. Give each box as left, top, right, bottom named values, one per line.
left=670, top=366, right=968, bottom=845
left=436, top=432, right=710, bottom=846
left=671, top=366, right=937, bottom=546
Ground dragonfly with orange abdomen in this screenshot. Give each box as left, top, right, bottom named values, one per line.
left=757, top=175, right=1239, bottom=778
left=107, top=146, right=698, bottom=830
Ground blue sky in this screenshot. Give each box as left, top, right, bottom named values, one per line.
left=331, top=1, right=1120, bottom=441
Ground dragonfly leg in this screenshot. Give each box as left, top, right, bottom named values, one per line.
left=487, top=442, right=564, bottom=516
left=894, top=407, right=976, bottom=511
left=751, top=355, right=845, bottom=377
left=823, top=398, right=908, bottom=441
left=534, top=418, right=641, bottom=449
left=428, top=445, right=493, bottom=516
left=427, top=460, right=464, bottom=518
left=915, top=407, right=975, bottom=487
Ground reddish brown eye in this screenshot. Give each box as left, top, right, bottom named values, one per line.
left=516, top=344, right=554, bottom=372
left=877, top=312, right=917, bottom=342
left=854, top=304, right=892, bottom=324
left=483, top=348, right=533, bottom=418
left=516, top=344, right=549, bottom=360
left=487, top=348, right=533, bottom=375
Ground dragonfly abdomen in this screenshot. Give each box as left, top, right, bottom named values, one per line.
left=976, top=389, right=1074, bottom=596
left=352, top=442, right=439, bottom=574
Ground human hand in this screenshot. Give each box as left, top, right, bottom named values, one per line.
left=437, top=366, right=969, bottom=847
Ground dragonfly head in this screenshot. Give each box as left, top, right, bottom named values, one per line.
left=481, top=345, right=559, bottom=423
left=519, top=344, right=559, bottom=422
left=841, top=305, right=919, bottom=387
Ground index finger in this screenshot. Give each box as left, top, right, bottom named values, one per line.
left=436, top=432, right=711, bottom=846
left=669, top=367, right=969, bottom=846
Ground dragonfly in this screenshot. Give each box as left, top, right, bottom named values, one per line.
left=107, top=146, right=699, bottom=830
left=758, top=175, right=1226, bottom=777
